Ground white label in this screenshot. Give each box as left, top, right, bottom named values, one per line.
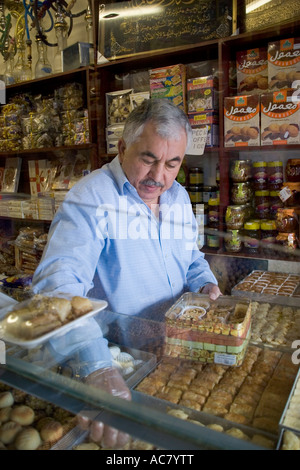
left=186, top=127, right=208, bottom=156
left=214, top=353, right=237, bottom=366
left=279, top=186, right=292, bottom=202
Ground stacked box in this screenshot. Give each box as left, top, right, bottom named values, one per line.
left=28, top=160, right=52, bottom=196
left=187, top=75, right=219, bottom=113
left=260, top=89, right=300, bottom=145
left=149, top=64, right=186, bottom=111
left=224, top=95, right=260, bottom=147
left=236, top=47, right=268, bottom=95
left=21, top=199, right=39, bottom=219
left=188, top=111, right=219, bottom=147
left=268, top=37, right=300, bottom=91
left=164, top=293, right=251, bottom=367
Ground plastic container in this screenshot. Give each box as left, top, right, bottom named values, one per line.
left=267, top=161, right=283, bottom=190
left=243, top=221, right=260, bottom=253
left=253, top=161, right=268, bottom=190
left=230, top=159, right=252, bottom=182
left=255, top=190, right=270, bottom=219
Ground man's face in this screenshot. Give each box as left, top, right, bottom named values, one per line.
left=118, top=121, right=187, bottom=207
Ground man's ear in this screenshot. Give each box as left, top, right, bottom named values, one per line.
left=118, top=138, right=126, bottom=163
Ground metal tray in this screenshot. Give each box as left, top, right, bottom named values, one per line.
left=232, top=270, right=300, bottom=307
left=279, top=367, right=300, bottom=434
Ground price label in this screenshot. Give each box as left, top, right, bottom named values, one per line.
left=186, top=126, right=208, bottom=156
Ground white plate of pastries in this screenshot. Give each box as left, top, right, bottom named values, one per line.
left=0, top=294, right=107, bottom=349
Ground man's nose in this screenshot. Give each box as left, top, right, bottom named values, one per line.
left=149, top=163, right=164, bottom=182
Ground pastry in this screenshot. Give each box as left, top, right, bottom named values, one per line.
left=73, top=442, right=100, bottom=450
left=14, top=427, right=42, bottom=450
left=71, top=296, right=93, bottom=316
left=0, top=420, right=22, bottom=444
left=281, top=431, right=300, bottom=451
left=40, top=420, right=64, bottom=442
left=10, top=405, right=35, bottom=426
left=0, top=407, right=12, bottom=424
left=0, top=392, right=14, bottom=408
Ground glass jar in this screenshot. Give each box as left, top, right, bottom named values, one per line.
left=230, top=160, right=252, bottom=182
left=208, top=198, right=219, bottom=228
left=189, top=167, right=203, bottom=186
left=286, top=159, right=300, bottom=182
left=188, top=186, right=203, bottom=204
left=267, top=161, right=283, bottom=190
left=255, top=190, right=270, bottom=219
left=225, top=229, right=242, bottom=252
left=231, top=182, right=252, bottom=205
left=261, top=220, right=277, bottom=250
left=276, top=233, right=298, bottom=251
left=243, top=221, right=260, bottom=253
left=275, top=208, right=299, bottom=233
left=253, top=161, right=268, bottom=190
left=225, top=205, right=246, bottom=230
left=207, top=228, right=219, bottom=249
left=269, top=190, right=283, bottom=219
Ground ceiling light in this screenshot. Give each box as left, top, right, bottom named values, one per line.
left=246, top=0, right=273, bottom=14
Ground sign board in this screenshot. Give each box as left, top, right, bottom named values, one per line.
left=98, top=0, right=234, bottom=60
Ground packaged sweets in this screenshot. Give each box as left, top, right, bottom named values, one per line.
left=267, top=161, right=284, bottom=190
left=243, top=221, right=260, bottom=253
left=225, top=205, right=247, bottom=230
left=268, top=37, right=300, bottom=91
left=236, top=47, right=268, bottom=95
left=106, top=89, right=132, bottom=126
left=255, top=190, right=270, bottom=219
left=261, top=89, right=300, bottom=146
left=225, top=229, right=243, bottom=252
left=231, top=182, right=252, bottom=205
left=230, top=159, right=252, bottom=182
left=224, top=95, right=260, bottom=147
left=253, top=161, right=268, bottom=190
left=286, top=158, right=300, bottom=182
left=275, top=208, right=299, bottom=232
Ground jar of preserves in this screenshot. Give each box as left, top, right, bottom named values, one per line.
left=269, top=190, right=283, bottom=219
left=225, top=229, right=242, bottom=252
left=267, top=161, right=283, bottom=190
left=253, top=161, right=268, bottom=190
left=276, top=232, right=298, bottom=251
left=225, top=205, right=246, bottom=230
left=275, top=208, right=299, bottom=233
left=188, top=186, right=203, bottom=204
left=286, top=159, right=300, bottom=182
left=261, top=220, right=277, bottom=251
left=231, top=182, right=252, bottom=205
left=208, top=198, right=220, bottom=228
left=282, top=183, right=300, bottom=207
left=189, top=167, right=203, bottom=186
left=230, top=159, right=252, bottom=182
left=243, top=221, right=260, bottom=253
left=207, top=228, right=219, bottom=249
left=255, top=190, right=270, bottom=219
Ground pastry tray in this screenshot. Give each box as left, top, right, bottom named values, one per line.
left=0, top=298, right=108, bottom=349
left=279, top=367, right=300, bottom=435
left=232, top=270, right=300, bottom=307
left=51, top=391, right=278, bottom=450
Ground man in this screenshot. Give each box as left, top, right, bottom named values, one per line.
left=32, top=98, right=221, bottom=447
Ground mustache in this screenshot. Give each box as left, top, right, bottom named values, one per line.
left=141, top=178, right=164, bottom=188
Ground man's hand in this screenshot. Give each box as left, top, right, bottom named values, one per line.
left=77, top=367, right=131, bottom=448
left=200, top=283, right=222, bottom=300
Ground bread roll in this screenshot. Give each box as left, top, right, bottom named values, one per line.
left=40, top=420, right=63, bottom=442
left=0, top=421, right=22, bottom=444
left=10, top=405, right=35, bottom=426
left=0, top=392, right=14, bottom=409
left=14, top=427, right=41, bottom=450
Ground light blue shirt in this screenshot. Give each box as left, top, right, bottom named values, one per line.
left=32, top=156, right=217, bottom=373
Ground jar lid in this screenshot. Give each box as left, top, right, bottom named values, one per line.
left=287, top=159, right=300, bottom=164
left=244, top=221, right=260, bottom=230
left=261, top=220, right=276, bottom=230
left=255, top=190, right=270, bottom=196
left=269, top=190, right=280, bottom=196
left=253, top=161, right=267, bottom=167
left=268, top=161, right=283, bottom=167
left=190, top=167, right=203, bottom=172
left=208, top=198, right=220, bottom=206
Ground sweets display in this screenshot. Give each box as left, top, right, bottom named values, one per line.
left=281, top=370, right=300, bottom=432
left=136, top=346, right=298, bottom=435
left=236, top=47, right=268, bottom=95
left=232, top=270, right=300, bottom=299
left=164, top=293, right=252, bottom=367
left=268, top=37, right=300, bottom=91
left=0, top=294, right=93, bottom=340
left=224, top=95, right=260, bottom=147
left=0, top=383, right=76, bottom=450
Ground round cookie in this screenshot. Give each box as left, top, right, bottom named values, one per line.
left=40, top=420, right=63, bottom=442
left=10, top=405, right=35, bottom=426
left=0, top=407, right=12, bottom=424
left=0, top=392, right=14, bottom=409
left=14, top=427, right=41, bottom=450
left=0, top=421, right=22, bottom=444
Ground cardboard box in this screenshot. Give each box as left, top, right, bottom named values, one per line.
left=236, top=47, right=268, bottom=95
left=260, top=89, right=300, bottom=146
left=268, top=37, right=300, bottom=91
left=149, top=64, right=186, bottom=111
left=187, top=75, right=219, bottom=112
left=224, top=95, right=260, bottom=147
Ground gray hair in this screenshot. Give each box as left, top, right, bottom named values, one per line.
left=122, top=98, right=192, bottom=150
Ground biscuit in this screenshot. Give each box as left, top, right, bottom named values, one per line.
left=40, top=420, right=63, bottom=442
left=14, top=427, right=42, bottom=450
left=10, top=405, right=35, bottom=426
left=0, top=421, right=22, bottom=444
left=0, top=392, right=14, bottom=409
